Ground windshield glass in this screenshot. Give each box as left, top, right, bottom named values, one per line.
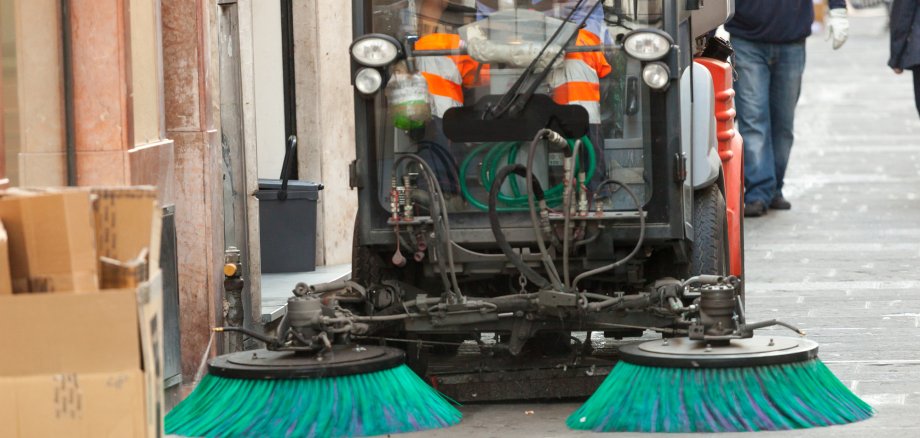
left=368, top=0, right=663, bottom=214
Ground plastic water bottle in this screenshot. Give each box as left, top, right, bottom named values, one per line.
left=386, top=71, right=431, bottom=131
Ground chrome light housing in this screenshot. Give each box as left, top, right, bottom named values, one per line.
left=642, top=62, right=670, bottom=90
left=350, top=34, right=402, bottom=67
left=354, top=68, right=384, bottom=95
left=623, top=30, right=672, bottom=61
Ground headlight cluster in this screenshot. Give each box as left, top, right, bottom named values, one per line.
left=623, top=30, right=672, bottom=61
left=642, top=63, right=670, bottom=90
left=350, top=36, right=400, bottom=67
left=354, top=68, right=383, bottom=95
left=350, top=35, right=402, bottom=96
left=623, top=30, right=673, bottom=90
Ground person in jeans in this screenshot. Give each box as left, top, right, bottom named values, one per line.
left=889, top=0, right=920, bottom=118
left=726, top=1, right=849, bottom=217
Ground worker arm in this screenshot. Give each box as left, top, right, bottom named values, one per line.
left=575, top=30, right=612, bottom=78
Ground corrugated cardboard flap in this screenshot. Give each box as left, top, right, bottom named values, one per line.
left=0, top=190, right=99, bottom=293
left=0, top=370, right=146, bottom=438
left=0, top=290, right=140, bottom=376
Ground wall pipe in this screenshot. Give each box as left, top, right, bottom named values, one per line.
left=60, top=0, right=76, bottom=186
left=280, top=0, right=297, bottom=179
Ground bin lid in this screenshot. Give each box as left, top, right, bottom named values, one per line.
left=258, top=179, right=324, bottom=191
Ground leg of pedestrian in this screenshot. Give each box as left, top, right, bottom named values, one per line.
left=913, top=67, right=920, bottom=118
left=733, top=37, right=774, bottom=217
left=768, top=40, right=807, bottom=210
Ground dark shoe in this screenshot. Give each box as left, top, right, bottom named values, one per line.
left=770, top=195, right=792, bottom=210
left=744, top=200, right=767, bottom=217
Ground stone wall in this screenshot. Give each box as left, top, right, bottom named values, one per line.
left=293, top=0, right=357, bottom=267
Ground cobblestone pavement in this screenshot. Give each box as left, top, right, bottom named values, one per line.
left=412, top=12, right=920, bottom=438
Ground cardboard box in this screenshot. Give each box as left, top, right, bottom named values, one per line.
left=0, top=290, right=141, bottom=376
left=0, top=220, right=11, bottom=295
left=137, top=271, right=165, bottom=438
left=0, top=190, right=98, bottom=293
left=0, top=370, right=147, bottom=437
left=92, top=187, right=159, bottom=288
left=0, top=185, right=163, bottom=437
left=0, top=275, right=162, bottom=438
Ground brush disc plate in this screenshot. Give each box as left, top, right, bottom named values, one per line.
left=208, top=345, right=405, bottom=379
left=618, top=336, right=819, bottom=368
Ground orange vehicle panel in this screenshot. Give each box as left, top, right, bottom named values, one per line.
left=695, top=57, right=744, bottom=278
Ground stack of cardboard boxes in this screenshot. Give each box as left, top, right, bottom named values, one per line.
left=0, top=187, right=163, bottom=438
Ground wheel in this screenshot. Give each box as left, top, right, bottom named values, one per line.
left=691, top=183, right=728, bottom=276
left=351, top=215, right=387, bottom=286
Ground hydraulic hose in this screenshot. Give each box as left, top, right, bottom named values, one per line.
left=563, top=139, right=583, bottom=290
left=572, top=179, right=645, bottom=291
left=393, top=154, right=461, bottom=299
left=416, top=141, right=461, bottom=193
left=527, top=129, right=566, bottom=290
left=459, top=136, right=597, bottom=211
left=489, top=164, right=552, bottom=290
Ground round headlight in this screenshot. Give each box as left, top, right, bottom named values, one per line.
left=351, top=36, right=400, bottom=67
left=642, top=62, right=670, bottom=89
left=624, top=31, right=672, bottom=61
left=355, top=68, right=383, bottom=95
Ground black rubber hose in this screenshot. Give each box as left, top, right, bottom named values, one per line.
left=489, top=164, right=551, bottom=290
left=416, top=141, right=460, bottom=193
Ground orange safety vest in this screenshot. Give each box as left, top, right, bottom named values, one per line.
left=414, top=34, right=488, bottom=117
left=548, top=29, right=611, bottom=124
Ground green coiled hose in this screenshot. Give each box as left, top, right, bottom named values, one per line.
left=460, top=136, right=596, bottom=211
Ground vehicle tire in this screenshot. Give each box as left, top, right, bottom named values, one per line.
left=691, top=183, right=728, bottom=276
left=351, top=216, right=387, bottom=286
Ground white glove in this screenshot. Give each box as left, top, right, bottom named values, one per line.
left=466, top=25, right=562, bottom=69
left=826, top=8, right=849, bottom=50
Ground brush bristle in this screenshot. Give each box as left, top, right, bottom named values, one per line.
left=567, top=359, right=874, bottom=432
left=165, top=364, right=461, bottom=437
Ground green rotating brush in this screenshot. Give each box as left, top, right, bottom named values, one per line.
left=165, top=289, right=460, bottom=438
left=165, top=344, right=460, bottom=437
left=567, top=333, right=874, bottom=432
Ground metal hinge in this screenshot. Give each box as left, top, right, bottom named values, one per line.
left=349, top=159, right=363, bottom=189
left=675, top=153, right=687, bottom=182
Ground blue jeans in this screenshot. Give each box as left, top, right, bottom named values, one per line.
left=732, top=37, right=806, bottom=205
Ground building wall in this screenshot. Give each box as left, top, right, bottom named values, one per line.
left=6, top=0, right=215, bottom=382
left=293, top=0, right=357, bottom=267
left=4, top=0, right=356, bottom=384
left=1, top=0, right=17, bottom=186
left=161, top=0, right=223, bottom=380
left=251, top=0, right=286, bottom=180
left=11, top=0, right=66, bottom=187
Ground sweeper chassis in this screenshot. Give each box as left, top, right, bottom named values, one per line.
left=216, top=1, right=812, bottom=402
left=221, top=270, right=810, bottom=402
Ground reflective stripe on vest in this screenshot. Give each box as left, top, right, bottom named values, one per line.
left=415, top=33, right=483, bottom=117
left=553, top=81, right=600, bottom=104
left=419, top=71, right=464, bottom=103
left=548, top=30, right=611, bottom=124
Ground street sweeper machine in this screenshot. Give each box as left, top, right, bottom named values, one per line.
left=165, top=1, right=874, bottom=436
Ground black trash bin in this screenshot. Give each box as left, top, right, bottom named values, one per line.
left=255, top=136, right=324, bottom=273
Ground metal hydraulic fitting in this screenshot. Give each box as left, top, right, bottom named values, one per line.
left=389, top=187, right=400, bottom=221
left=577, top=171, right=588, bottom=217
left=402, top=175, right=414, bottom=221
left=539, top=200, right=552, bottom=235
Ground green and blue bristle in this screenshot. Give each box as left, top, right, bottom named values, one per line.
left=567, top=359, right=874, bottom=433
left=165, top=364, right=461, bottom=437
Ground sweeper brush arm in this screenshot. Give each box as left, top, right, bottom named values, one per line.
left=258, top=272, right=806, bottom=357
